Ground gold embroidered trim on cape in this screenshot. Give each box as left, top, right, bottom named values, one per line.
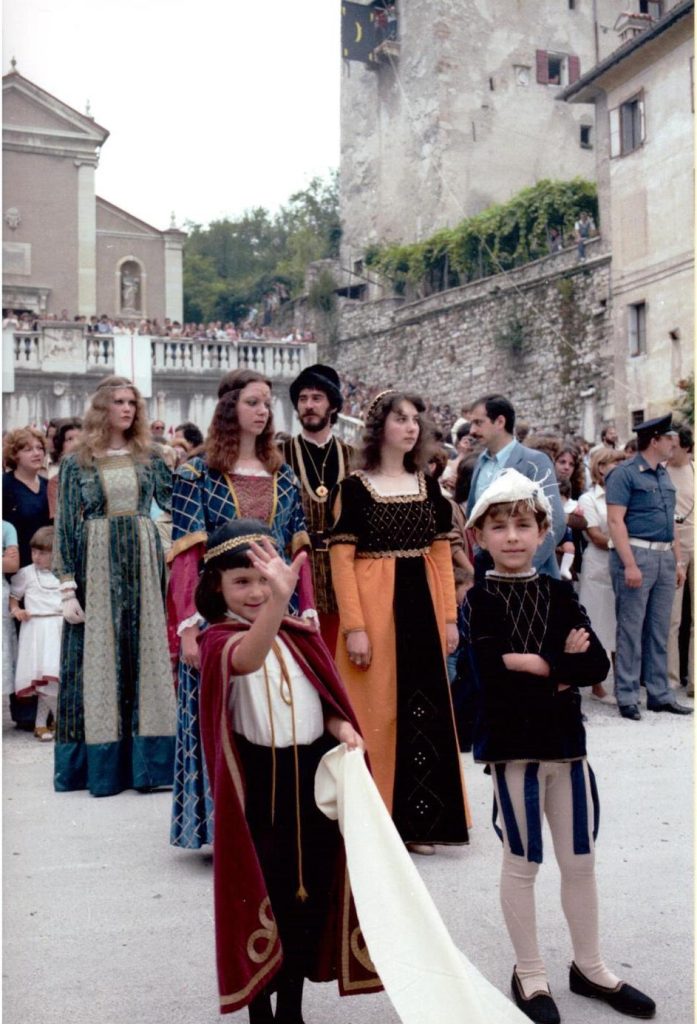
left=168, top=530, right=208, bottom=562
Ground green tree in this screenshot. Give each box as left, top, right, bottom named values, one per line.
left=182, top=173, right=340, bottom=323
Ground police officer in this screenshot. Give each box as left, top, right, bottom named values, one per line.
left=606, top=414, right=693, bottom=719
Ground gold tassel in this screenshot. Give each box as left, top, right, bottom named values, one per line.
left=272, top=641, right=309, bottom=904
left=263, top=664, right=277, bottom=825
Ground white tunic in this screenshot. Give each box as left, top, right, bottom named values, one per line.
left=10, top=565, right=63, bottom=696
left=226, top=614, right=324, bottom=747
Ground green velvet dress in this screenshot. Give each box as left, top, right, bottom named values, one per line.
left=53, top=451, right=176, bottom=796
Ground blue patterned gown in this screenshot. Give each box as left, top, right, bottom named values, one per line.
left=53, top=452, right=176, bottom=796
left=168, top=457, right=310, bottom=848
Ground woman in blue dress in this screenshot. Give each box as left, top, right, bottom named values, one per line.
left=168, top=368, right=314, bottom=848
left=53, top=376, right=176, bottom=797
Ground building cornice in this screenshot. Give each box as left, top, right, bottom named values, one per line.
left=559, top=0, right=693, bottom=103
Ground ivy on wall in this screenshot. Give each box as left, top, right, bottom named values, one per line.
left=364, top=178, right=598, bottom=298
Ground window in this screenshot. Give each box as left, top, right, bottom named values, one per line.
left=639, top=0, right=662, bottom=17
left=628, top=302, right=647, bottom=356
left=514, top=64, right=531, bottom=86
left=631, top=409, right=645, bottom=430
left=609, top=93, right=646, bottom=156
left=579, top=124, right=592, bottom=148
left=568, top=0, right=576, bottom=8
left=536, top=50, right=581, bottom=86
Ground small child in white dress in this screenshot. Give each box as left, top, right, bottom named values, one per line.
left=9, top=526, right=63, bottom=741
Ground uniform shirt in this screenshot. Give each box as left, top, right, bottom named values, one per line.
left=605, top=453, right=676, bottom=542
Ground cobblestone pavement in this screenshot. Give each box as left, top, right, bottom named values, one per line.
left=3, top=691, right=694, bottom=1024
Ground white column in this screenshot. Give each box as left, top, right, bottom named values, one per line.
left=164, top=233, right=185, bottom=322
left=76, top=162, right=97, bottom=317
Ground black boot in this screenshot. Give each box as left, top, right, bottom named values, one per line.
left=275, top=972, right=305, bottom=1024
left=248, top=987, right=274, bottom=1024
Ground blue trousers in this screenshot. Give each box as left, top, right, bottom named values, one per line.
left=610, top=547, right=675, bottom=708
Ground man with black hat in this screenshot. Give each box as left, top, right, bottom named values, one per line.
left=606, top=413, right=692, bottom=720
left=282, top=364, right=353, bottom=652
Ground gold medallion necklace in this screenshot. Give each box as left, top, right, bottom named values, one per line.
left=294, top=435, right=339, bottom=501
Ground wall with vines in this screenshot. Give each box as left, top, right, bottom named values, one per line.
left=363, top=178, right=598, bottom=300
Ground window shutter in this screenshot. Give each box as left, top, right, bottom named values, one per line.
left=536, top=50, right=549, bottom=84
left=609, top=107, right=620, bottom=157
left=638, top=95, right=646, bottom=143
left=568, top=55, right=581, bottom=83
left=628, top=306, right=638, bottom=356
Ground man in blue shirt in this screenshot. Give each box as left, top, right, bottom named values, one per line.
left=467, top=394, right=566, bottom=578
left=606, top=414, right=692, bottom=720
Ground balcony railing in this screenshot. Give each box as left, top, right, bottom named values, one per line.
left=12, top=332, right=314, bottom=379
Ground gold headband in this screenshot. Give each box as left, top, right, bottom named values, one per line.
left=203, top=533, right=276, bottom=564
left=365, top=388, right=397, bottom=422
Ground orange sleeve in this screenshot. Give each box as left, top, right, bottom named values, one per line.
left=430, top=538, right=458, bottom=623
left=329, top=543, right=366, bottom=634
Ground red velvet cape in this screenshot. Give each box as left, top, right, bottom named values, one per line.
left=199, top=616, right=382, bottom=1015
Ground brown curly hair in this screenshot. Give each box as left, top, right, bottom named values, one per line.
left=554, top=444, right=586, bottom=499
left=77, top=375, right=151, bottom=466
left=3, top=427, right=46, bottom=471
left=358, top=391, right=434, bottom=472
left=524, top=433, right=562, bottom=464
left=206, top=369, right=281, bottom=474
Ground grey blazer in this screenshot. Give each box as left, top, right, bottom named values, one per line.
left=467, top=440, right=566, bottom=578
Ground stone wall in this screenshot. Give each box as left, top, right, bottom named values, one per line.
left=339, top=0, right=628, bottom=267
left=319, top=238, right=615, bottom=438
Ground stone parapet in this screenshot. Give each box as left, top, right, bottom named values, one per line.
left=327, top=240, right=615, bottom=438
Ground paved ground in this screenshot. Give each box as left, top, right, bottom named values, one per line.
left=3, top=690, right=694, bottom=1024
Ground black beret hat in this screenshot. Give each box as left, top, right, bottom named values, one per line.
left=289, top=364, right=343, bottom=412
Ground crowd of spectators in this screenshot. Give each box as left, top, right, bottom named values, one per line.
left=340, top=375, right=455, bottom=437
left=3, top=310, right=314, bottom=344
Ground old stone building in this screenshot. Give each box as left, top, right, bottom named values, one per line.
left=339, top=0, right=636, bottom=280
left=2, top=68, right=185, bottom=321
left=562, top=0, right=694, bottom=433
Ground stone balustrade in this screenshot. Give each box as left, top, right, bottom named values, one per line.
left=12, top=331, right=314, bottom=380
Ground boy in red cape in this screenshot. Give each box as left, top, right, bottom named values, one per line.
left=197, top=518, right=381, bottom=1023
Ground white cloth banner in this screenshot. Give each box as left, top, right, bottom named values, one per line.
left=113, top=335, right=152, bottom=398
left=3, top=328, right=16, bottom=393
left=315, top=745, right=527, bottom=1024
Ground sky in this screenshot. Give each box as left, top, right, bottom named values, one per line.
left=3, top=0, right=341, bottom=230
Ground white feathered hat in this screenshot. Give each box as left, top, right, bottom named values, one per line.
left=466, top=467, right=553, bottom=529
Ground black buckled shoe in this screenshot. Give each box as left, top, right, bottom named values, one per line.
left=619, top=704, right=641, bottom=720
left=569, top=962, right=656, bottom=1018
left=511, top=969, right=561, bottom=1024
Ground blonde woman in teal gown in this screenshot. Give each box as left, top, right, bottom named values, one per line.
left=53, top=376, right=176, bottom=797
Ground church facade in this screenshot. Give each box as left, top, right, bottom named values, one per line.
left=2, top=69, right=185, bottom=322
